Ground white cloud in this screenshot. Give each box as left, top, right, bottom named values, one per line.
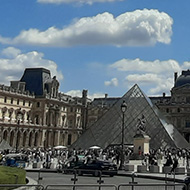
left=0, top=9, right=173, bottom=47
left=182, top=61, right=190, bottom=69
left=37, top=0, right=123, bottom=5
left=66, top=90, right=82, bottom=97
left=109, top=58, right=182, bottom=95
left=66, top=89, right=105, bottom=100
left=104, top=77, right=118, bottom=87
left=0, top=47, right=63, bottom=85
left=1, top=47, right=21, bottom=58
left=110, top=58, right=181, bottom=74
left=126, top=73, right=173, bottom=95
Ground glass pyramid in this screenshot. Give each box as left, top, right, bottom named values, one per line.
left=72, top=84, right=189, bottom=150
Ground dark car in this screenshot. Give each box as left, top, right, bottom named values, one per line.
left=62, top=155, right=85, bottom=174
left=74, top=159, right=118, bottom=177
left=182, top=177, right=190, bottom=190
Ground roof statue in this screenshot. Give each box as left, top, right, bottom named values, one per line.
left=51, top=76, right=59, bottom=98
left=136, top=114, right=146, bottom=135
left=72, top=84, right=190, bottom=150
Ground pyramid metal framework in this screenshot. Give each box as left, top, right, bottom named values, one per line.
left=72, top=84, right=190, bottom=150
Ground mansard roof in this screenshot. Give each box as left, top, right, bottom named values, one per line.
left=72, top=84, right=189, bottom=150
left=174, top=70, right=190, bottom=88
left=20, top=68, right=51, bottom=96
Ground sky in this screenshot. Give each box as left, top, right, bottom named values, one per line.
left=0, top=0, right=190, bottom=99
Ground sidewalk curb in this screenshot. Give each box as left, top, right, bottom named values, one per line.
left=117, top=171, right=185, bottom=183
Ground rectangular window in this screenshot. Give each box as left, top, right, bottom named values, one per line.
left=186, top=121, right=190, bottom=128
left=4, top=97, right=7, bottom=103
left=187, top=97, right=190, bottom=103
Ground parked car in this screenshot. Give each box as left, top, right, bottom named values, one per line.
left=182, top=177, right=190, bottom=190
left=62, top=155, right=85, bottom=174
left=4, top=153, right=27, bottom=168
left=74, top=159, right=118, bottom=177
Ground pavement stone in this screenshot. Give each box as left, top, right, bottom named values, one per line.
left=25, top=158, right=189, bottom=183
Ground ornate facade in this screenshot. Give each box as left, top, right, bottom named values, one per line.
left=0, top=68, right=90, bottom=150
left=156, top=70, right=190, bottom=142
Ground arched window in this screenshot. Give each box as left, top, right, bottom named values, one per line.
left=10, top=131, right=14, bottom=146
left=37, top=102, right=40, bottom=107
left=68, top=134, right=72, bottom=145
left=29, top=132, right=33, bottom=147
left=23, top=131, right=27, bottom=147
left=34, top=132, right=38, bottom=146
left=3, top=130, right=8, bottom=141
left=35, top=115, right=39, bottom=125
left=62, top=115, right=66, bottom=127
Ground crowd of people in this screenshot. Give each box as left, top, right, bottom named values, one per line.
left=141, top=148, right=190, bottom=173
left=1, top=146, right=190, bottom=173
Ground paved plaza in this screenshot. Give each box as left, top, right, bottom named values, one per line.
left=25, top=157, right=189, bottom=184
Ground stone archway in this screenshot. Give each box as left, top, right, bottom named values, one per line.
left=28, top=132, right=33, bottom=147
left=3, top=130, right=8, bottom=141
left=22, top=131, right=27, bottom=147
left=10, top=131, right=14, bottom=147
left=34, top=132, right=38, bottom=147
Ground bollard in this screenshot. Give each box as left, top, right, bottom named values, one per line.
left=38, top=170, right=43, bottom=184
left=129, top=172, right=138, bottom=190
left=71, top=170, right=78, bottom=190
left=97, top=171, right=104, bottom=190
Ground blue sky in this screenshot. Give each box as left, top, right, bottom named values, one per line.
left=0, top=0, right=190, bottom=99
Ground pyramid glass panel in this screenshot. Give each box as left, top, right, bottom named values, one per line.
left=72, top=84, right=189, bottom=150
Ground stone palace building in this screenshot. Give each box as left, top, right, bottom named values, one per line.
left=0, top=68, right=90, bottom=150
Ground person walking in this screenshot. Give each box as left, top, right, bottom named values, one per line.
left=170, top=156, right=178, bottom=174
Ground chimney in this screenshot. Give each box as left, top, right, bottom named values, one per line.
left=163, top=92, right=165, bottom=98
left=105, top=93, right=108, bottom=99
left=174, top=72, right=178, bottom=83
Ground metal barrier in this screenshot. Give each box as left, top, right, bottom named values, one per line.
left=45, top=184, right=118, bottom=190
left=118, top=183, right=186, bottom=190
left=0, top=183, right=187, bottom=190
left=23, top=183, right=186, bottom=190
left=0, top=184, right=44, bottom=190
left=34, top=169, right=189, bottom=190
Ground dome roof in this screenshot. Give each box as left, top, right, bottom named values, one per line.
left=174, top=70, right=190, bottom=87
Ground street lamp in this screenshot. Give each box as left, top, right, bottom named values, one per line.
left=16, top=109, right=22, bottom=152
left=120, top=100, right=127, bottom=170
